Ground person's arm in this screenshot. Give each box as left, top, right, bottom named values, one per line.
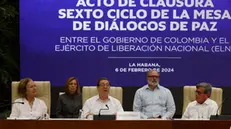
left=82, top=100, right=93, bottom=119
left=9, top=103, right=20, bottom=118
left=41, top=100, right=48, bottom=119
left=56, top=96, right=64, bottom=118
left=133, top=90, right=148, bottom=119
left=182, top=105, right=190, bottom=120
left=210, top=102, right=219, bottom=115
left=162, top=90, right=176, bottom=119
left=76, top=95, right=83, bottom=118
left=116, top=100, right=124, bottom=112
left=79, top=95, right=83, bottom=110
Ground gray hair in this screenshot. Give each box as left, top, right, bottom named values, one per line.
left=196, top=82, right=212, bottom=94
left=146, top=69, right=159, bottom=77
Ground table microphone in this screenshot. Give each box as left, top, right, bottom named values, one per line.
left=0, top=102, right=24, bottom=108
left=37, top=113, right=49, bottom=120
left=105, top=104, right=109, bottom=109
left=98, top=104, right=109, bottom=117
left=215, top=98, right=227, bottom=117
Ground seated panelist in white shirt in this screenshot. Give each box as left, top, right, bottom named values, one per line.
left=82, top=77, right=124, bottom=119
left=182, top=82, right=218, bottom=120
left=9, top=78, right=48, bottom=119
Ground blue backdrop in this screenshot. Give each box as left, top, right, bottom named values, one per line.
left=20, top=0, right=231, bottom=87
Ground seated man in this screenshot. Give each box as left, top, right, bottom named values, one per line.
left=182, top=82, right=218, bottom=120
left=133, top=70, right=176, bottom=119
left=82, top=77, right=123, bottom=119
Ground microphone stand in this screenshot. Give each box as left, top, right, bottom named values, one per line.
left=98, top=105, right=109, bottom=117
left=216, top=98, right=227, bottom=117
left=0, top=102, right=24, bottom=108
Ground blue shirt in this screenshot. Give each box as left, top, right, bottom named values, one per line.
left=133, top=84, right=176, bottom=119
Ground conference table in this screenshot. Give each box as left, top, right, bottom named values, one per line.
left=0, top=119, right=231, bottom=129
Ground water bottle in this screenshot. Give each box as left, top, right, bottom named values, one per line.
left=78, top=109, right=83, bottom=119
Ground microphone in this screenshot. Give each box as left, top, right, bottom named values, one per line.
left=105, top=104, right=109, bottom=109
left=0, top=102, right=24, bottom=108
left=37, top=113, right=49, bottom=120
left=215, top=98, right=227, bottom=117
left=98, top=104, right=109, bottom=117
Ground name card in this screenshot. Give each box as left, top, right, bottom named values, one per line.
left=116, top=112, right=140, bottom=120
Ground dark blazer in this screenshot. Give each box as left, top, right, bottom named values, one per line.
left=56, top=93, right=82, bottom=118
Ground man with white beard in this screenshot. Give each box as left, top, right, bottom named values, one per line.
left=133, top=70, right=176, bottom=119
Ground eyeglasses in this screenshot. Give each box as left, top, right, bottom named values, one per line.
left=99, top=83, right=110, bottom=87
left=195, top=90, right=204, bottom=95
left=148, top=75, right=160, bottom=78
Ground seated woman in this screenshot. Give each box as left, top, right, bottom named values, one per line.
left=56, top=77, right=82, bottom=118
left=9, top=78, right=48, bottom=119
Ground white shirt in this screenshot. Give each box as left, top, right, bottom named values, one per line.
left=182, top=98, right=218, bottom=120
left=9, top=98, right=48, bottom=119
left=82, top=95, right=124, bottom=120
